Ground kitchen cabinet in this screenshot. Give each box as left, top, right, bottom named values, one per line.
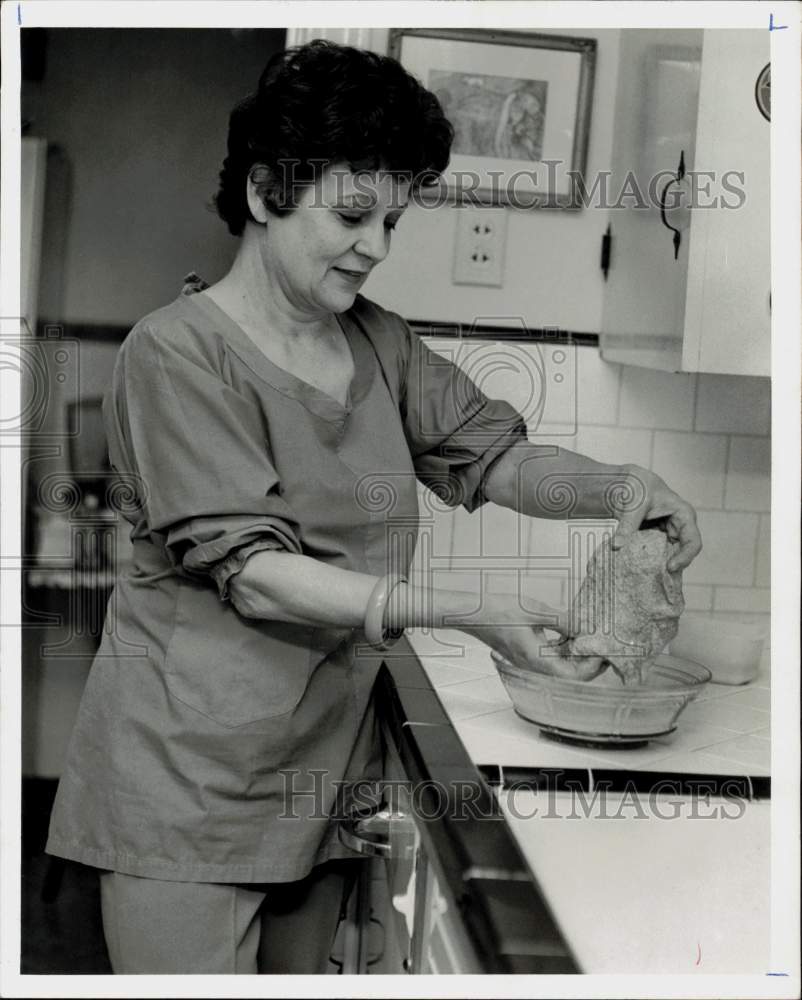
left=337, top=733, right=486, bottom=974
left=600, top=29, right=770, bottom=375
left=331, top=641, right=578, bottom=974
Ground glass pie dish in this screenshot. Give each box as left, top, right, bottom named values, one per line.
left=491, top=648, right=712, bottom=748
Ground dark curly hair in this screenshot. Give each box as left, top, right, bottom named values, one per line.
left=213, top=39, right=454, bottom=235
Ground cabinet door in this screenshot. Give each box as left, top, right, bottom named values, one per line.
left=600, top=30, right=704, bottom=371
left=373, top=724, right=485, bottom=974
left=417, top=860, right=484, bottom=974
left=601, top=30, right=770, bottom=376
left=682, top=30, right=770, bottom=375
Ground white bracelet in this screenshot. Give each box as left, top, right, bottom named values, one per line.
left=363, top=573, right=408, bottom=651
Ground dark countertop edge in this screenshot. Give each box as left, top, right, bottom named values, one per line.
left=378, top=638, right=580, bottom=975
left=478, top=765, right=771, bottom=801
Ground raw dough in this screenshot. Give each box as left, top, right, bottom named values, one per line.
left=562, top=529, right=684, bottom=685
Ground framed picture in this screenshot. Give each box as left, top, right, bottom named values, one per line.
left=388, top=28, right=596, bottom=209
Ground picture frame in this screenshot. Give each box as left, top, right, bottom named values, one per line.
left=388, top=28, right=597, bottom=210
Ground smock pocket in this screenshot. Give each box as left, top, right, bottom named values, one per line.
left=163, top=580, right=347, bottom=728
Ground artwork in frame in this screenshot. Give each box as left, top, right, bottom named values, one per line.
left=388, top=28, right=596, bottom=209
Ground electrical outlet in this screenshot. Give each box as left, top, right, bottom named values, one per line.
left=452, top=206, right=508, bottom=287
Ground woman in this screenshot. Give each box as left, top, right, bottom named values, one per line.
left=46, top=40, right=701, bottom=974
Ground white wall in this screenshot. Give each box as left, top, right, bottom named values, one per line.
left=363, top=28, right=621, bottom=333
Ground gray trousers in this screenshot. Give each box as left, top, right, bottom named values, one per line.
left=99, top=859, right=362, bottom=974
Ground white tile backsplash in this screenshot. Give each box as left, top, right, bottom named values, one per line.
left=476, top=342, right=558, bottom=429
left=619, top=366, right=696, bottom=430
left=450, top=505, right=482, bottom=560
left=576, top=349, right=621, bottom=425
left=417, top=485, right=455, bottom=559
left=652, top=431, right=728, bottom=509
left=475, top=501, right=529, bottom=558
left=526, top=422, right=579, bottom=445
left=458, top=566, right=567, bottom=611
left=431, top=569, right=484, bottom=600
left=527, top=342, right=580, bottom=428
left=430, top=346, right=771, bottom=626
left=576, top=425, right=653, bottom=469
left=684, top=511, right=759, bottom=586
left=518, top=573, right=567, bottom=610
left=695, top=375, right=770, bottom=435
left=527, top=517, right=573, bottom=559
left=437, top=339, right=579, bottom=431
left=724, top=436, right=771, bottom=511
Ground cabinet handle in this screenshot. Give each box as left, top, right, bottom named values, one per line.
left=338, top=808, right=406, bottom=858
left=600, top=223, right=612, bottom=280
left=660, top=149, right=686, bottom=261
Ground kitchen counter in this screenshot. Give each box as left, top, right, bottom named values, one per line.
left=401, top=628, right=771, bottom=975
left=405, top=629, right=771, bottom=777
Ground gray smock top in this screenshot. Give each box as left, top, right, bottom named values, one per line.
left=45, top=277, right=527, bottom=883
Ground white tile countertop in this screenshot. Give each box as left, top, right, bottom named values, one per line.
left=405, top=629, right=771, bottom=776
left=404, top=628, right=772, bottom=974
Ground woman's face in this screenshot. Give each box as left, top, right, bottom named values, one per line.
left=254, top=163, right=411, bottom=317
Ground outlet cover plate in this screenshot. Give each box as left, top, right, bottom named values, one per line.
left=452, top=206, right=507, bottom=287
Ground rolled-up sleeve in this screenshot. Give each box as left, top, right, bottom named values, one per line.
left=400, top=326, right=528, bottom=513
left=205, top=536, right=288, bottom=602
left=104, top=322, right=303, bottom=594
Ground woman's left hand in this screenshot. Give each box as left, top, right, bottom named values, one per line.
left=611, top=465, right=703, bottom=572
